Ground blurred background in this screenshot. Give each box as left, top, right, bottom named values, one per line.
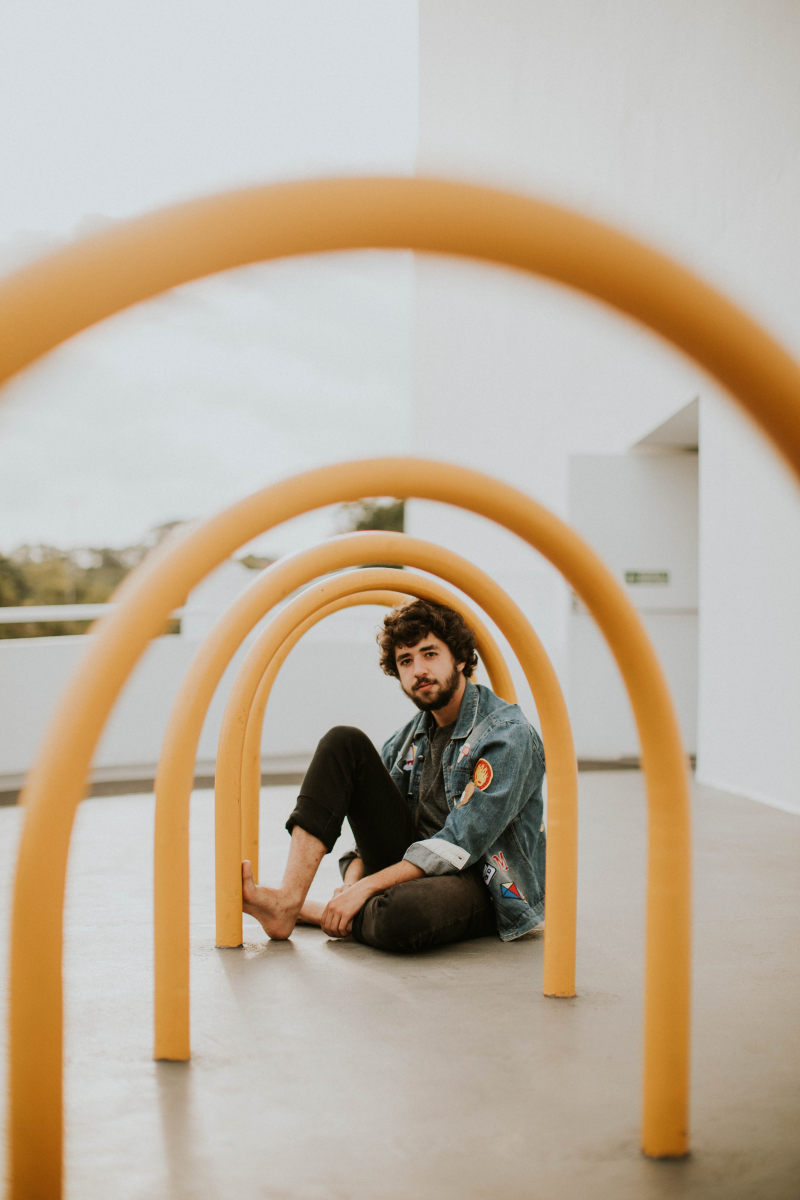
left=1, top=1, right=798, bottom=811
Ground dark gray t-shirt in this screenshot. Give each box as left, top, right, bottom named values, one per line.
left=415, top=719, right=455, bottom=839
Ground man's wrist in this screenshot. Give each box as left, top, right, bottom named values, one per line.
left=343, top=855, right=365, bottom=884
left=363, top=860, right=424, bottom=895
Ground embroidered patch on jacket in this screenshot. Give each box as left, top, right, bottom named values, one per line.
left=457, top=742, right=471, bottom=762
left=482, top=864, right=496, bottom=885
left=473, top=758, right=493, bottom=790
left=492, top=851, right=508, bottom=871
left=456, top=781, right=475, bottom=808
left=402, top=743, right=417, bottom=772
left=500, top=882, right=525, bottom=901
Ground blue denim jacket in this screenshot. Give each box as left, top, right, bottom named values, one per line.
left=381, top=680, right=546, bottom=941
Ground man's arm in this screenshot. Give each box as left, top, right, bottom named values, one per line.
left=342, top=855, right=365, bottom=885
left=404, top=723, right=544, bottom=876
left=321, top=859, right=423, bottom=938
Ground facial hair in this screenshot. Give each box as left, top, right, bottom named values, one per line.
left=405, top=665, right=462, bottom=713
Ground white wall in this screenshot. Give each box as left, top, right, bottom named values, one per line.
left=413, top=2, right=800, bottom=803
left=405, top=252, right=701, bottom=696
left=567, top=452, right=698, bottom=758
left=3, top=6, right=798, bottom=807
left=697, top=397, right=800, bottom=811
left=0, top=612, right=414, bottom=791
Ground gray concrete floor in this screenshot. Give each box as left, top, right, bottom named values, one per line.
left=1, top=771, right=798, bottom=1199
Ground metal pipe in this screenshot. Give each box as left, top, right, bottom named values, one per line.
left=8, top=457, right=687, bottom=1197
left=225, top=573, right=515, bottom=882
left=1, top=177, right=797, bottom=481
left=15, top=168, right=797, bottom=1186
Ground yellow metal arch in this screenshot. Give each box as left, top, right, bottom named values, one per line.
left=153, top=535, right=575, bottom=1064
left=10, top=460, right=681, bottom=1197
left=0, top=177, right=798, bottom=478
left=213, top=565, right=541, bottom=943
left=236, top=583, right=513, bottom=883
left=8, top=172, right=796, bottom=1189
left=216, top=549, right=572, bottom=976
left=219, top=570, right=516, bottom=884
left=215, top=562, right=554, bottom=945
left=236, top=584, right=512, bottom=881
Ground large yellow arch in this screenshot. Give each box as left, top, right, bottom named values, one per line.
left=8, top=174, right=798, bottom=1192
left=11, top=459, right=681, bottom=1198
left=153, top=534, right=576, bottom=1065
left=1, top=177, right=798, bottom=477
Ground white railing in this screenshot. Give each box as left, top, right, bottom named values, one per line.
left=0, top=607, right=409, bottom=792
left=0, top=604, right=186, bottom=625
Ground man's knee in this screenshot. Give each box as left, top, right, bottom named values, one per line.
left=317, top=725, right=372, bottom=757
left=353, top=873, right=495, bottom=953
left=354, top=886, right=430, bottom=954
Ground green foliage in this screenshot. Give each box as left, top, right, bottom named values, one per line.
left=0, top=507, right=408, bottom=639
left=239, top=554, right=275, bottom=572
left=338, top=499, right=405, bottom=534
left=335, top=498, right=406, bottom=570
left=0, top=529, right=183, bottom=638
left=0, top=556, right=29, bottom=608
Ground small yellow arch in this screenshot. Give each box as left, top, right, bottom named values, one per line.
left=212, top=563, right=552, bottom=943
left=219, top=571, right=516, bottom=883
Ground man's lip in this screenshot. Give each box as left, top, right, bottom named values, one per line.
left=415, top=681, right=435, bottom=690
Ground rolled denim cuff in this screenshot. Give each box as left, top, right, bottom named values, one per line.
left=404, top=837, right=470, bottom=875
left=338, top=848, right=361, bottom=880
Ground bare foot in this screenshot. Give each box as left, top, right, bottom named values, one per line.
left=241, top=860, right=300, bottom=940
left=296, top=899, right=324, bottom=927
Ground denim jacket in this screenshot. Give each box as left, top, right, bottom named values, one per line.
left=381, top=680, right=546, bottom=941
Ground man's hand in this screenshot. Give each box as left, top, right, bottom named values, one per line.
left=320, top=858, right=424, bottom=939
left=321, top=878, right=372, bottom=938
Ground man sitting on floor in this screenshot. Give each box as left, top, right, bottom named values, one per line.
left=242, top=598, right=546, bottom=952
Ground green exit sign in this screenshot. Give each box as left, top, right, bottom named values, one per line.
left=625, top=570, right=670, bottom=585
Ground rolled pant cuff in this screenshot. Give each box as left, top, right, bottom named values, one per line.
left=285, top=796, right=343, bottom=853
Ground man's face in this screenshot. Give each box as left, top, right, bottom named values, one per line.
left=395, top=633, right=465, bottom=714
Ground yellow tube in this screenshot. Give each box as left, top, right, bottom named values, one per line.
left=1, top=178, right=798, bottom=482
left=154, top=537, right=549, bottom=1060
left=239, top=589, right=409, bottom=877
left=9, top=458, right=684, bottom=1197
left=232, top=569, right=575, bottom=999
left=155, top=535, right=574, bottom=1055
left=229, top=573, right=515, bottom=881
left=151, top=538, right=568, bottom=967
left=16, top=168, right=796, bottom=1184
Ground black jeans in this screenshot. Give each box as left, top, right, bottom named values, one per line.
left=286, top=726, right=496, bottom=953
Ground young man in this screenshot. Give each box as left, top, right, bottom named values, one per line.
left=242, top=598, right=546, bottom=952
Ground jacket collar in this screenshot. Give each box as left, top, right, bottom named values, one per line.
left=452, top=678, right=480, bottom=740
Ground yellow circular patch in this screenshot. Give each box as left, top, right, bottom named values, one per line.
left=473, top=759, right=493, bottom=791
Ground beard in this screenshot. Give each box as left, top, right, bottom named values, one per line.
left=405, top=665, right=462, bottom=713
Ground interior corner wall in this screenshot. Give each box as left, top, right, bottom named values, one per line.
left=696, top=396, right=800, bottom=813
left=415, top=3, right=800, bottom=804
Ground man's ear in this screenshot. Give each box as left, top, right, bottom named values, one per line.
left=456, top=661, right=466, bottom=675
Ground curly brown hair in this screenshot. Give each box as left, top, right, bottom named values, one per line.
left=378, top=599, right=479, bottom=679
